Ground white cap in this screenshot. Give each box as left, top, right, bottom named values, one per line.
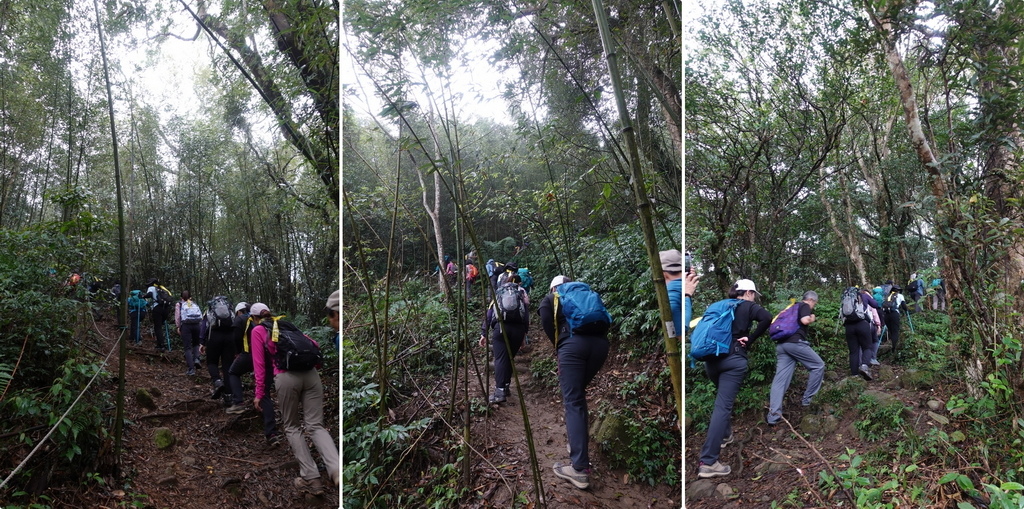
left=549, top=275, right=570, bottom=289
left=735, top=279, right=761, bottom=295
left=234, top=302, right=248, bottom=313
left=249, top=303, right=270, bottom=317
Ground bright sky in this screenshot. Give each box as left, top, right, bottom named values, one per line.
left=342, top=28, right=522, bottom=131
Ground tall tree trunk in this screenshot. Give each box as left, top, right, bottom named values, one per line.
left=820, top=166, right=868, bottom=285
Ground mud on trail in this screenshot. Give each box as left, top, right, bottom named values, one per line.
left=86, top=317, right=340, bottom=509
left=425, top=337, right=682, bottom=508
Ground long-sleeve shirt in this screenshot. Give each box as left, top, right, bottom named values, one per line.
left=667, top=278, right=682, bottom=336
left=730, top=300, right=772, bottom=357
left=537, top=292, right=571, bottom=347
left=251, top=320, right=320, bottom=400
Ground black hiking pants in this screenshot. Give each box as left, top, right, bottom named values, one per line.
left=205, top=328, right=236, bottom=383
left=844, top=319, right=873, bottom=375
left=151, top=306, right=169, bottom=350
left=490, top=322, right=527, bottom=391
left=883, top=309, right=901, bottom=353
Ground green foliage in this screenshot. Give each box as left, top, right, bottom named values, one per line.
left=854, top=393, right=906, bottom=442
left=600, top=408, right=679, bottom=487
left=529, top=355, right=559, bottom=391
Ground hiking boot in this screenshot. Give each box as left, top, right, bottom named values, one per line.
left=488, top=388, right=506, bottom=404
left=697, top=461, right=731, bottom=479
left=267, top=432, right=284, bottom=448
left=869, top=358, right=880, bottom=366
left=226, top=403, right=248, bottom=415
left=721, top=433, right=735, bottom=447
left=552, top=461, right=589, bottom=489
left=211, top=379, right=225, bottom=399
left=294, top=476, right=324, bottom=495
left=186, top=368, right=196, bottom=376
left=859, top=364, right=873, bottom=381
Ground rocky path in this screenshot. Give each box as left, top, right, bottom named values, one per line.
left=102, top=319, right=340, bottom=508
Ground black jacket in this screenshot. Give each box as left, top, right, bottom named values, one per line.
left=731, top=300, right=772, bottom=357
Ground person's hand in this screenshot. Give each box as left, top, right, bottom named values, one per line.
left=479, top=335, right=486, bottom=348
left=199, top=345, right=206, bottom=355
left=737, top=336, right=750, bottom=347
left=253, top=397, right=261, bottom=411
left=808, top=314, right=816, bottom=323
left=684, top=267, right=699, bottom=296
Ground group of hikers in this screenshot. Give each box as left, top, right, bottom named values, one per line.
left=685, top=269, right=945, bottom=480
left=474, top=248, right=686, bottom=491
left=125, top=278, right=341, bottom=495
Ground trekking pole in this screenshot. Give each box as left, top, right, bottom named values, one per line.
left=905, top=310, right=915, bottom=334
left=165, top=321, right=171, bottom=350
left=879, top=324, right=887, bottom=343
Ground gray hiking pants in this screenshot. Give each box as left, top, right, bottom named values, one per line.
left=767, top=341, right=825, bottom=423
left=276, top=369, right=340, bottom=482
left=699, top=352, right=747, bottom=466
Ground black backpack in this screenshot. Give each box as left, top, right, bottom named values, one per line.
left=262, top=319, right=322, bottom=371
left=155, top=285, right=173, bottom=308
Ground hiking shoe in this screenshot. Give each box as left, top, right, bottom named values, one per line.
left=226, top=403, right=248, bottom=415
left=870, top=358, right=880, bottom=366
left=488, top=388, right=506, bottom=404
left=721, top=433, right=735, bottom=446
left=552, top=462, right=589, bottom=489
left=859, top=364, right=873, bottom=381
left=211, top=379, right=225, bottom=399
left=186, top=369, right=196, bottom=376
left=697, top=461, right=731, bottom=479
left=267, top=432, right=284, bottom=448
left=294, top=476, right=324, bottom=495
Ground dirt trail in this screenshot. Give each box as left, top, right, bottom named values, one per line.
left=97, top=318, right=340, bottom=509
left=470, top=338, right=681, bottom=508
left=684, top=358, right=955, bottom=508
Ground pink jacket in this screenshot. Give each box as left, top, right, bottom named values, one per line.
left=250, top=320, right=320, bottom=400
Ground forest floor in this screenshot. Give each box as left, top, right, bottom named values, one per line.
left=450, top=335, right=682, bottom=508
left=683, top=344, right=962, bottom=509
left=70, top=314, right=340, bottom=509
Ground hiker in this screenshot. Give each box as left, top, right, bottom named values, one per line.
left=881, top=284, right=908, bottom=354
left=127, top=289, right=148, bottom=345
left=517, top=267, right=534, bottom=293
left=444, top=255, right=457, bottom=287
left=908, top=273, right=925, bottom=311
left=175, top=290, right=204, bottom=375
left=696, top=279, right=771, bottom=479
left=479, top=274, right=530, bottom=404
left=485, top=259, right=502, bottom=300
left=841, top=286, right=880, bottom=381
left=465, top=257, right=479, bottom=301
left=660, top=249, right=684, bottom=336
left=931, top=278, right=946, bottom=311
left=250, top=303, right=340, bottom=493
left=865, top=287, right=883, bottom=367
left=497, top=262, right=518, bottom=286
left=146, top=278, right=172, bottom=351
left=224, top=302, right=283, bottom=443
left=538, top=275, right=611, bottom=490
left=201, top=296, right=236, bottom=400
left=766, top=291, right=825, bottom=425
left=327, top=290, right=340, bottom=348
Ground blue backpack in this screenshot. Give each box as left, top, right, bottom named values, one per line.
left=769, top=302, right=801, bottom=342
left=689, top=299, right=741, bottom=362
left=517, top=268, right=534, bottom=291
left=554, top=282, right=612, bottom=336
